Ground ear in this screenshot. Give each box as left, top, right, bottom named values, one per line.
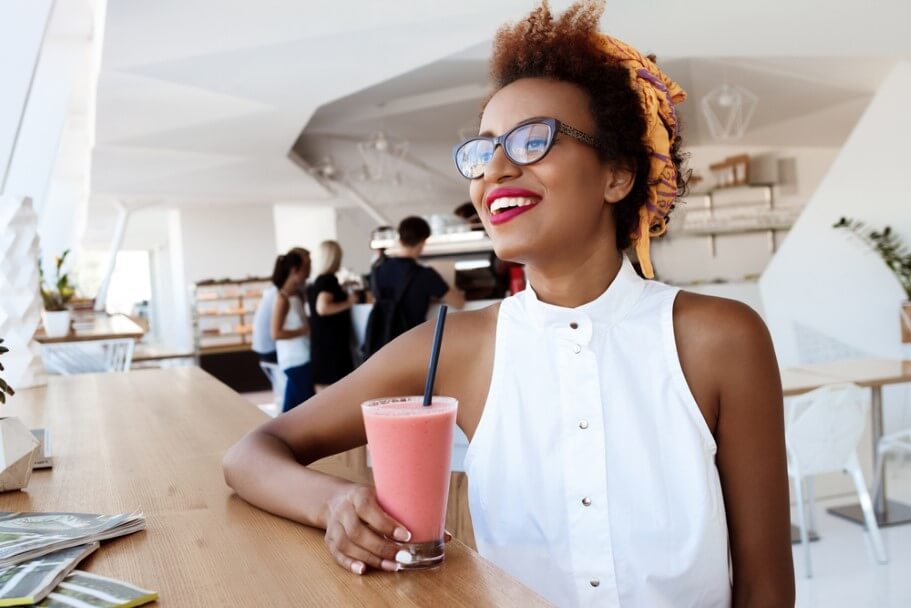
left=603, top=161, right=636, bottom=204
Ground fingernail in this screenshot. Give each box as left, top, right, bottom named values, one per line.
left=381, top=559, right=399, bottom=572
left=351, top=561, right=365, bottom=575
left=444, top=530, right=452, bottom=542
left=393, top=527, right=411, bottom=542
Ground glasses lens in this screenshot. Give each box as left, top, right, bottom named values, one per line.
left=457, top=139, right=494, bottom=179
left=505, top=123, right=553, bottom=164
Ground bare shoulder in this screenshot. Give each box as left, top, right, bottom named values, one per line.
left=673, top=290, right=771, bottom=353
left=434, top=303, right=500, bottom=439
left=672, top=291, right=778, bottom=434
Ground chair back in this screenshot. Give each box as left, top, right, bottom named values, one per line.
left=102, top=339, right=135, bottom=372
left=259, top=361, right=285, bottom=405
left=785, top=383, right=867, bottom=476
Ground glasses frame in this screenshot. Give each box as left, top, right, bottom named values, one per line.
left=453, top=117, right=597, bottom=180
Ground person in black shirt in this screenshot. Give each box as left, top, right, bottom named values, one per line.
left=307, top=240, right=357, bottom=392
left=371, top=216, right=465, bottom=330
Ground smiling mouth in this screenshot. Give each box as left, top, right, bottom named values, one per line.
left=488, top=196, right=540, bottom=215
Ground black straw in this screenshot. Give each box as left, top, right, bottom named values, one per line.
left=423, top=305, right=448, bottom=406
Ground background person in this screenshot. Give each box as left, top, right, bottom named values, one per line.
left=307, top=240, right=357, bottom=393
left=270, top=248, right=314, bottom=412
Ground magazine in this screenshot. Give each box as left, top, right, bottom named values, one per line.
left=0, top=513, right=145, bottom=568
left=37, top=571, right=157, bottom=608
left=0, top=543, right=98, bottom=606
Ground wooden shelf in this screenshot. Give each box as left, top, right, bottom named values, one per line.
left=194, top=278, right=266, bottom=358
left=197, top=310, right=253, bottom=317
left=199, top=343, right=252, bottom=355
left=200, top=330, right=252, bottom=339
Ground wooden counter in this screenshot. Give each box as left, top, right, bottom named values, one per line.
left=34, top=312, right=145, bottom=344
left=3, top=368, right=547, bottom=607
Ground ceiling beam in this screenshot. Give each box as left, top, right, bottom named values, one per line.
left=331, top=83, right=488, bottom=126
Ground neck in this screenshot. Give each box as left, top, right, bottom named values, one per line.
left=525, top=247, right=624, bottom=309
left=281, top=280, right=298, bottom=296
left=396, top=244, right=422, bottom=258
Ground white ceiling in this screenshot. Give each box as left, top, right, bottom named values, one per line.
left=91, top=0, right=911, bottom=207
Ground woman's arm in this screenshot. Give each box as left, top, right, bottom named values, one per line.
left=270, top=293, right=308, bottom=340
left=315, top=291, right=356, bottom=316
left=675, top=293, right=795, bottom=607
left=224, top=308, right=494, bottom=574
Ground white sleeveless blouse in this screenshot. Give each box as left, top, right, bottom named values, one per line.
left=464, top=258, right=731, bottom=607
left=275, top=295, right=310, bottom=371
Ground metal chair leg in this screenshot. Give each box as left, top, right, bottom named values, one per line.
left=847, top=453, right=888, bottom=564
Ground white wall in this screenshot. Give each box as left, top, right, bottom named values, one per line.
left=761, top=62, right=911, bottom=368
left=5, top=3, right=95, bottom=266
left=178, top=204, right=277, bottom=286
left=273, top=203, right=337, bottom=265
left=761, top=62, right=911, bottom=498
left=0, top=0, right=53, bottom=191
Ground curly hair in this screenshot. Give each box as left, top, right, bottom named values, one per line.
left=488, top=0, right=688, bottom=251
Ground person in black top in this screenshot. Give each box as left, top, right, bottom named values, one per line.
left=371, top=216, right=465, bottom=330
left=307, top=240, right=357, bottom=392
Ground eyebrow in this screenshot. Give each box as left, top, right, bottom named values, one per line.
left=478, top=116, right=550, bottom=137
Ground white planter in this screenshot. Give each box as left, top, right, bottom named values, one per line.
left=0, top=417, right=40, bottom=492
left=42, top=309, right=72, bottom=338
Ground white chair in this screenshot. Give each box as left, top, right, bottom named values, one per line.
left=258, top=362, right=286, bottom=410
left=785, top=383, right=888, bottom=578
left=873, top=429, right=911, bottom=503
left=41, top=339, right=135, bottom=374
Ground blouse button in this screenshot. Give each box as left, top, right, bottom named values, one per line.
left=579, top=420, right=589, bottom=430
left=590, top=578, right=600, bottom=587
left=572, top=344, right=582, bottom=354
left=582, top=497, right=592, bottom=507
left=570, top=322, right=579, bottom=330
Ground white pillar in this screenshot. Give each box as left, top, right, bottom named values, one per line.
left=94, top=202, right=130, bottom=312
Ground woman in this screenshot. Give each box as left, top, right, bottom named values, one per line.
left=225, top=2, right=794, bottom=605
left=307, top=240, right=357, bottom=392
left=270, top=249, right=314, bottom=412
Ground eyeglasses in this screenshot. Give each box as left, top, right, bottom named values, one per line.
left=453, top=117, right=597, bottom=180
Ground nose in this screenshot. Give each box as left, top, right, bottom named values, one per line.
left=483, top=143, right=520, bottom=184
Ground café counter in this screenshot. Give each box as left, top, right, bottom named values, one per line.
left=3, top=367, right=549, bottom=607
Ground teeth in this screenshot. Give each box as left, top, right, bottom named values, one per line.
left=489, top=197, right=539, bottom=214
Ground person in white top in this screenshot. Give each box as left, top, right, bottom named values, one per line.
left=224, top=2, right=794, bottom=605
left=252, top=285, right=278, bottom=363
left=270, top=248, right=314, bottom=412
left=253, top=247, right=310, bottom=364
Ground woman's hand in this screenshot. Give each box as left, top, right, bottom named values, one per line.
left=323, top=484, right=411, bottom=575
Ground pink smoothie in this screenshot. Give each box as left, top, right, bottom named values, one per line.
left=362, top=397, right=458, bottom=543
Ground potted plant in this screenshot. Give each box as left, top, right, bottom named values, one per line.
left=0, top=339, right=14, bottom=405
left=0, top=339, right=40, bottom=491
left=834, top=217, right=911, bottom=342
left=39, top=250, right=76, bottom=338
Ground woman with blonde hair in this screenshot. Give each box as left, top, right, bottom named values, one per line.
left=306, top=240, right=357, bottom=392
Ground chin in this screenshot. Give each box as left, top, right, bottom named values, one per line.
left=488, top=232, right=538, bottom=265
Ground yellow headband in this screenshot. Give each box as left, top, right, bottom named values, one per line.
left=595, top=34, right=686, bottom=279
